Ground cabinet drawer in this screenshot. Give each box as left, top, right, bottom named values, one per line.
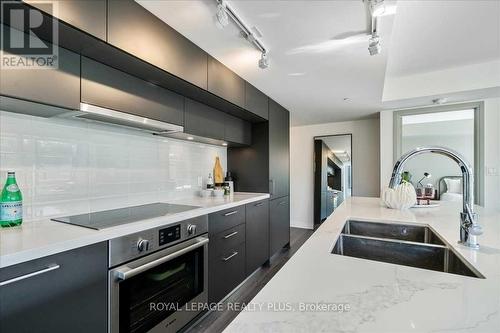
left=210, top=224, right=245, bottom=257
left=208, top=242, right=246, bottom=303
left=0, top=242, right=108, bottom=333
left=208, top=205, right=245, bottom=235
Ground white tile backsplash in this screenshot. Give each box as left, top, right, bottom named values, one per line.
left=0, top=110, right=227, bottom=220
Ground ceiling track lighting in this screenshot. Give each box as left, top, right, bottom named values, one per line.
left=366, top=0, right=382, bottom=56
left=215, top=0, right=269, bottom=69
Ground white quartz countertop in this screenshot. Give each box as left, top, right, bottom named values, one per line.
left=225, top=197, right=500, bottom=333
left=0, top=192, right=269, bottom=268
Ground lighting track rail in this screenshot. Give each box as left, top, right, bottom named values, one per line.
left=216, top=0, right=269, bottom=68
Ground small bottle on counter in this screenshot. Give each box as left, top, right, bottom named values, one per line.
left=0, top=171, right=23, bottom=227
left=206, top=173, right=215, bottom=190
left=224, top=172, right=234, bottom=195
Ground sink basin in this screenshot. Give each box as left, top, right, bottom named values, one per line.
left=343, top=220, right=445, bottom=245
left=333, top=221, right=484, bottom=279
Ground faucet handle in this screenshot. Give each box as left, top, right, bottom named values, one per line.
left=469, top=224, right=483, bottom=236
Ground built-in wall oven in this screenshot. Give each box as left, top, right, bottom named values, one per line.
left=108, top=215, right=208, bottom=333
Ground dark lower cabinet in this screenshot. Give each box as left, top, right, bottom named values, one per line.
left=270, top=196, right=290, bottom=256
left=0, top=242, right=108, bottom=333
left=245, top=199, right=270, bottom=274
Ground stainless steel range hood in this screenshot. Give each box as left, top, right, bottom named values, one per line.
left=56, top=103, right=184, bottom=134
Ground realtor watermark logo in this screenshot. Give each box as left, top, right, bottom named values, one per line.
left=1, top=1, right=59, bottom=69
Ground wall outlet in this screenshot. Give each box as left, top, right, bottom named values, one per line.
left=486, top=167, right=499, bottom=176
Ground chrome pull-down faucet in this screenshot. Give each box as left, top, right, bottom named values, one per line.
left=389, top=146, right=482, bottom=249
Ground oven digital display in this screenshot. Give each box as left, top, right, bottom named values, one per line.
left=159, top=225, right=181, bottom=246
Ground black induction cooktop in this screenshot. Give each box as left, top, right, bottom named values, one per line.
left=51, top=203, right=200, bottom=230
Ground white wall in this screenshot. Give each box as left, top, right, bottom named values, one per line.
left=290, top=118, right=380, bottom=229
left=0, top=111, right=227, bottom=221
left=380, top=98, right=500, bottom=211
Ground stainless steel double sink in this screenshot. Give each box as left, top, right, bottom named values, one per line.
left=332, top=220, right=484, bottom=278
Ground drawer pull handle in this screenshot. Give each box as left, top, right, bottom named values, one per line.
left=0, top=264, right=60, bottom=287
left=254, top=202, right=264, bottom=207
left=224, top=211, right=238, bottom=217
left=223, top=231, right=239, bottom=239
left=222, top=251, right=239, bottom=262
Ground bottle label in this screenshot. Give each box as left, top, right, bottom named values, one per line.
left=1, top=201, right=23, bottom=221
left=6, top=184, right=19, bottom=192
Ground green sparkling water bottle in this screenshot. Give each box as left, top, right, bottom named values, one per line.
left=0, top=171, right=23, bottom=227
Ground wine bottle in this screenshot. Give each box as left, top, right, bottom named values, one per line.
left=0, top=171, right=23, bottom=227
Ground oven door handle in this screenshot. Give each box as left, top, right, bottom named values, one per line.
left=114, top=237, right=209, bottom=281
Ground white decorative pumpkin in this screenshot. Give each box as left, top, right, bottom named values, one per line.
left=381, top=182, right=417, bottom=210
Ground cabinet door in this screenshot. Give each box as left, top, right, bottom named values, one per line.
left=270, top=197, right=290, bottom=256
left=209, top=242, right=246, bottom=303
left=224, top=114, right=251, bottom=146
left=0, top=242, right=108, bottom=333
left=207, top=56, right=245, bottom=108
left=25, top=0, right=106, bottom=40
left=81, top=57, right=184, bottom=125
left=184, top=98, right=225, bottom=140
left=245, top=82, right=269, bottom=120
left=0, top=26, right=80, bottom=114
left=107, top=0, right=208, bottom=89
left=269, top=99, right=290, bottom=199
left=245, top=199, right=269, bottom=274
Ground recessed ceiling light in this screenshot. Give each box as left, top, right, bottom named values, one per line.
left=222, top=142, right=228, bottom=146
left=187, top=136, right=194, bottom=140
left=288, top=72, right=305, bottom=77
left=343, top=97, right=350, bottom=102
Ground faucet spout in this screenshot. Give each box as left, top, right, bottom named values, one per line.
left=388, top=146, right=481, bottom=249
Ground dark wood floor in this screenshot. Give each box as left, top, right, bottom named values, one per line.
left=186, top=227, right=315, bottom=333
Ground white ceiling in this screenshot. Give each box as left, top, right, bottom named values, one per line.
left=386, top=0, right=500, bottom=78
left=322, top=135, right=352, bottom=162
left=138, top=0, right=499, bottom=125
left=138, top=0, right=397, bottom=125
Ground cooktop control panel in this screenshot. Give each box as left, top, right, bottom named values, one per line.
left=159, top=225, right=181, bottom=246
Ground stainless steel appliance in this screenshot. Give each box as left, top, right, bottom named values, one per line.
left=108, top=215, right=208, bottom=333
left=51, top=203, right=200, bottom=230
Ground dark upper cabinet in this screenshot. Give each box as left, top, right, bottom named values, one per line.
left=245, top=82, right=269, bottom=120
left=25, top=0, right=107, bottom=40
left=224, top=114, right=251, bottom=146
left=0, top=242, right=108, bottom=333
left=81, top=57, right=184, bottom=125
left=107, top=0, right=208, bottom=89
left=207, top=56, right=245, bottom=108
left=0, top=26, right=80, bottom=115
left=245, top=199, right=269, bottom=274
left=269, top=99, right=290, bottom=199
left=184, top=98, right=225, bottom=140
left=270, top=196, right=290, bottom=256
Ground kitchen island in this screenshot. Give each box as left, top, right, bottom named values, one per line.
left=225, top=197, right=500, bottom=333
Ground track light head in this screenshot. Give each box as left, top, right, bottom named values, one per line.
left=258, top=52, right=269, bottom=69
left=215, top=2, right=229, bottom=29
left=369, top=0, right=385, bottom=17
left=368, top=34, right=381, bottom=56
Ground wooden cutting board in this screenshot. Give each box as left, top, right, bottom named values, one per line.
left=214, top=156, right=224, bottom=184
